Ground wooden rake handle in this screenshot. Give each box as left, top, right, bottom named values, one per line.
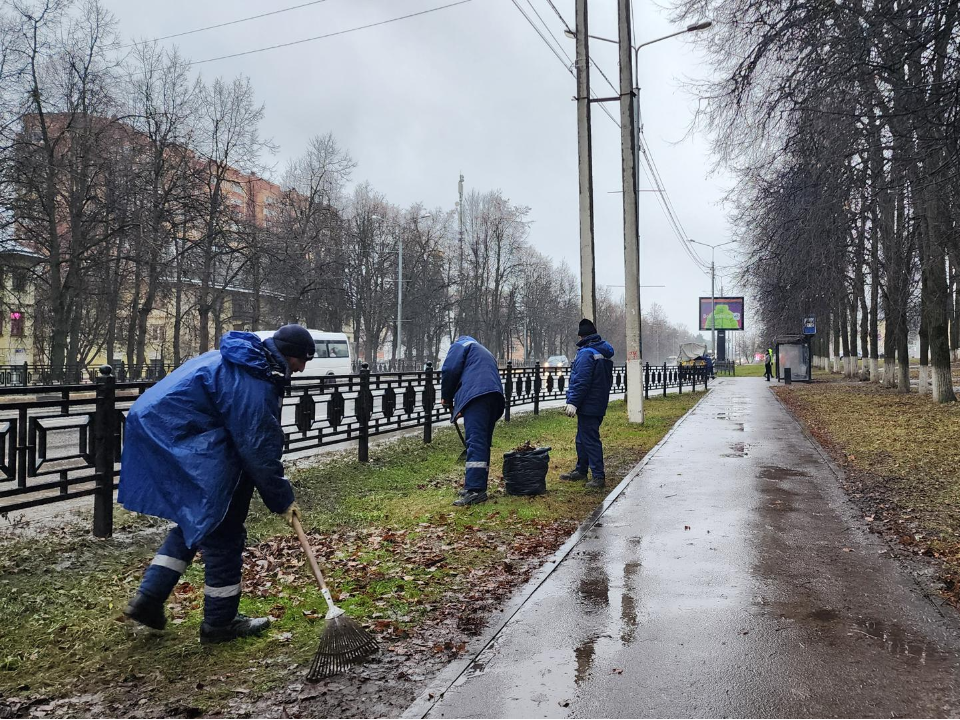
left=291, top=515, right=331, bottom=595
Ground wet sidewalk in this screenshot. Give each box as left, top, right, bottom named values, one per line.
left=406, top=377, right=960, bottom=718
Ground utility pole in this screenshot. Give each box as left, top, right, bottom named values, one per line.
left=711, top=257, right=716, bottom=355
left=396, top=227, right=404, bottom=362
left=619, top=0, right=643, bottom=423
left=575, top=0, right=597, bottom=321
left=454, top=173, right=464, bottom=341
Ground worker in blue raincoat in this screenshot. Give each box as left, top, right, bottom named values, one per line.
left=440, top=336, right=505, bottom=506
left=560, top=319, right=615, bottom=489
left=118, top=325, right=315, bottom=643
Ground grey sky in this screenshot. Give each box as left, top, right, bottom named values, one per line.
left=106, top=0, right=736, bottom=335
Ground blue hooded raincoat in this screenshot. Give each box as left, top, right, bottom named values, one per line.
left=118, top=332, right=295, bottom=548
left=566, top=333, right=615, bottom=417
left=440, top=336, right=505, bottom=420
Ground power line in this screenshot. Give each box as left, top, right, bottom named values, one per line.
left=544, top=0, right=573, bottom=34
left=188, top=0, right=473, bottom=66
left=510, top=2, right=706, bottom=273
left=509, top=0, right=622, bottom=129
left=121, top=0, right=335, bottom=50
left=524, top=0, right=572, bottom=65
left=509, top=0, right=572, bottom=72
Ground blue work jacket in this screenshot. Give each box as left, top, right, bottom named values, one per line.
left=566, top=334, right=615, bottom=417
left=440, top=336, right=505, bottom=420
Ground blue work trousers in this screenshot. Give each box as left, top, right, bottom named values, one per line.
left=575, top=414, right=605, bottom=480
left=137, top=474, right=254, bottom=626
left=462, top=393, right=502, bottom=493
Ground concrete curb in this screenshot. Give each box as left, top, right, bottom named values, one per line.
left=401, top=386, right=715, bottom=719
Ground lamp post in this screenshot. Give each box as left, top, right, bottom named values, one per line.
left=689, top=238, right=736, bottom=354
left=372, top=213, right=430, bottom=363
left=566, top=15, right=711, bottom=423
left=624, top=15, right=712, bottom=423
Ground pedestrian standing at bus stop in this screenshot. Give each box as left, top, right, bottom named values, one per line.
left=560, top=319, right=615, bottom=490
left=440, top=335, right=505, bottom=507
left=119, top=325, right=314, bottom=643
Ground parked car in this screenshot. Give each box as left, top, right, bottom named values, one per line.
left=254, top=329, right=353, bottom=378
left=544, top=355, right=570, bottom=368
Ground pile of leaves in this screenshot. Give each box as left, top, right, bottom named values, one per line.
left=511, top=440, right=537, bottom=453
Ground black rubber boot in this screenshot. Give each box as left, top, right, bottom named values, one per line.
left=585, top=477, right=606, bottom=490
left=452, top=490, right=488, bottom=507
left=123, top=592, right=167, bottom=632
left=200, top=614, right=270, bottom=644
left=560, top=470, right=587, bottom=481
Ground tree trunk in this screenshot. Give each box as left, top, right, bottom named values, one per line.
left=883, top=314, right=896, bottom=388
left=840, top=304, right=851, bottom=377
left=919, top=272, right=929, bottom=396
left=135, top=260, right=159, bottom=368
left=173, top=234, right=185, bottom=366
left=921, top=166, right=956, bottom=402
left=953, top=260, right=960, bottom=362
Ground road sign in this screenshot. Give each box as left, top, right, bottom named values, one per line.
left=802, top=316, right=816, bottom=335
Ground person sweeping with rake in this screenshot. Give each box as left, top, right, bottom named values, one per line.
left=119, top=325, right=315, bottom=643
left=120, top=324, right=378, bottom=677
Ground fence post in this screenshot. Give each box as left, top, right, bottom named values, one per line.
left=644, top=362, right=650, bottom=400
left=704, top=365, right=709, bottom=389
left=93, top=365, right=116, bottom=538
left=663, top=363, right=667, bottom=398
left=423, top=362, right=434, bottom=444
left=504, top=360, right=512, bottom=422
left=21, top=361, right=27, bottom=387
left=533, top=362, right=542, bottom=415
left=358, top=363, right=370, bottom=462
left=678, top=366, right=683, bottom=395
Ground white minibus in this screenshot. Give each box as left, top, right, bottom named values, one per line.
left=254, top=329, right=353, bottom=378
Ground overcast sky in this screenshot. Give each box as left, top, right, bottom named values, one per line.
left=105, top=0, right=738, bottom=335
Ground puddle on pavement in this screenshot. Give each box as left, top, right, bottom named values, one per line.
left=574, top=635, right=598, bottom=685
left=758, top=465, right=809, bottom=481
left=722, top=442, right=749, bottom=458
left=774, top=606, right=941, bottom=665
left=620, top=561, right=642, bottom=644
left=808, top=608, right=839, bottom=622
left=760, top=483, right=798, bottom=511
left=851, top=618, right=932, bottom=663
left=577, top=552, right=610, bottom=611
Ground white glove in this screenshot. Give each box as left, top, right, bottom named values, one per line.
left=564, top=403, right=577, bottom=417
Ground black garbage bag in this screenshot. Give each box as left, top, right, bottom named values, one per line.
left=502, top=446, right=551, bottom=496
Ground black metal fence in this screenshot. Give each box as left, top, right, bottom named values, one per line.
left=715, top=360, right=736, bottom=376
left=0, top=362, right=179, bottom=387
left=356, top=358, right=544, bottom=373
left=0, top=364, right=87, bottom=387
left=0, top=361, right=709, bottom=536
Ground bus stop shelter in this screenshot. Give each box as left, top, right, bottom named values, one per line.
left=775, top=335, right=812, bottom=382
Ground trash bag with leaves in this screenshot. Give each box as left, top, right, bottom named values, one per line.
left=502, top=445, right=551, bottom=496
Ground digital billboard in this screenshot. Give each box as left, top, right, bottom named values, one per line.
left=699, top=296, right=745, bottom=331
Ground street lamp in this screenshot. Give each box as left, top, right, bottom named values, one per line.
left=689, top=238, right=736, bottom=356
left=626, top=17, right=712, bottom=424
left=567, top=14, right=711, bottom=423
left=373, top=213, right=432, bottom=363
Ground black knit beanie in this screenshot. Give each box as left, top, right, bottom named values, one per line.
left=272, top=324, right=316, bottom=360
left=578, top=318, right=598, bottom=337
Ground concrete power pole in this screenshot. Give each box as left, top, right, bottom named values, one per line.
left=710, top=258, right=716, bottom=356
left=618, top=0, right=643, bottom=423
left=575, top=0, right=597, bottom=322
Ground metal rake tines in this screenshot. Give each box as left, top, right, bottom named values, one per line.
left=307, top=616, right=380, bottom=681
